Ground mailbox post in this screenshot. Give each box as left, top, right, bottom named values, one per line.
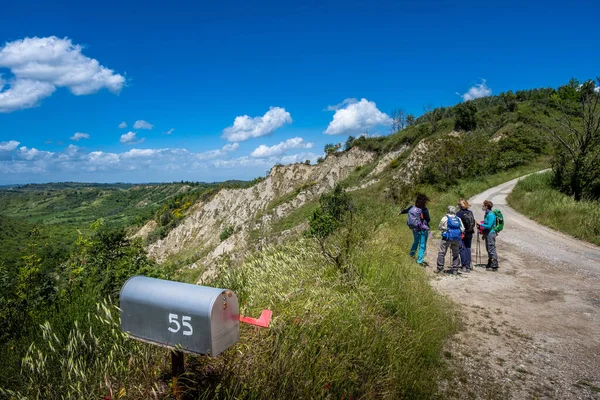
left=120, top=276, right=241, bottom=398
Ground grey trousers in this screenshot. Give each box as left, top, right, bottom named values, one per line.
left=437, top=240, right=461, bottom=270
left=485, top=231, right=499, bottom=268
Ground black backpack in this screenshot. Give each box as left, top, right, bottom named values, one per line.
left=461, top=210, right=476, bottom=233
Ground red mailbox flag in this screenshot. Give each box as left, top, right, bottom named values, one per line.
left=239, top=310, right=272, bottom=328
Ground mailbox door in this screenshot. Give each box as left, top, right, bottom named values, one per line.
left=210, top=291, right=240, bottom=356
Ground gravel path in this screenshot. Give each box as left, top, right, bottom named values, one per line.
left=433, top=174, right=600, bottom=399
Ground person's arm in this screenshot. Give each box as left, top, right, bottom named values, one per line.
left=422, top=208, right=431, bottom=224
left=480, top=212, right=496, bottom=230
left=400, top=206, right=412, bottom=214
left=459, top=218, right=465, bottom=233
left=438, top=216, right=448, bottom=231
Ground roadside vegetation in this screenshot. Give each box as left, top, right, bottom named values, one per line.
left=509, top=172, right=600, bottom=246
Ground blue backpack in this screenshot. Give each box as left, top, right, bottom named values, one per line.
left=442, top=216, right=462, bottom=241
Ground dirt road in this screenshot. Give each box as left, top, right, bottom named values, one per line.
left=432, top=175, right=600, bottom=399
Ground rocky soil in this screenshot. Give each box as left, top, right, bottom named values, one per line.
left=141, top=147, right=376, bottom=280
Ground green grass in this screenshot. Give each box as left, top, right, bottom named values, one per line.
left=508, top=172, right=600, bottom=246
left=200, top=207, right=458, bottom=399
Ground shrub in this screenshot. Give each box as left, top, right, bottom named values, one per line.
left=307, top=185, right=355, bottom=271
left=220, top=225, right=235, bottom=242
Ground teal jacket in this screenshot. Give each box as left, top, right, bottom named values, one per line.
left=481, top=210, right=496, bottom=233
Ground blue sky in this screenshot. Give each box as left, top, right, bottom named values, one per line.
left=1, top=0, right=599, bottom=184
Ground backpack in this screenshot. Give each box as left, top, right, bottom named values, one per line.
left=460, top=210, right=476, bottom=234
left=442, top=216, right=462, bottom=241
left=493, top=209, right=504, bottom=234
left=407, top=206, right=429, bottom=231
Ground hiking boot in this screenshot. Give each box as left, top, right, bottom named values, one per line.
left=445, top=268, right=458, bottom=275
left=486, top=267, right=498, bottom=272
left=461, top=266, right=468, bottom=273
left=418, top=261, right=430, bottom=268
left=435, top=267, right=444, bottom=273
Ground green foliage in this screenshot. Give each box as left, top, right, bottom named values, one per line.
left=307, top=185, right=356, bottom=270
left=308, top=185, right=352, bottom=239
left=509, top=172, right=600, bottom=245
left=209, top=222, right=457, bottom=398
left=220, top=225, right=235, bottom=242
left=324, top=143, right=342, bottom=156
left=343, top=135, right=355, bottom=151
left=0, top=222, right=164, bottom=393
left=2, top=299, right=163, bottom=400
left=454, top=102, right=477, bottom=131
left=543, top=78, right=600, bottom=200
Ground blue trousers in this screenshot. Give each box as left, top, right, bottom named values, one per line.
left=410, top=230, right=428, bottom=264
left=460, top=234, right=473, bottom=269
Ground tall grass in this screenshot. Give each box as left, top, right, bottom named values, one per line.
left=1, top=299, right=165, bottom=400
left=508, top=172, right=600, bottom=245
left=194, top=205, right=458, bottom=399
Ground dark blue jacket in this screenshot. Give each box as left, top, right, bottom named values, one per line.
left=456, top=209, right=474, bottom=236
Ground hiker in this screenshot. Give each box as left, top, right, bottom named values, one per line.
left=436, top=205, right=465, bottom=274
left=401, top=193, right=431, bottom=266
left=456, top=198, right=476, bottom=272
left=476, top=200, right=499, bottom=271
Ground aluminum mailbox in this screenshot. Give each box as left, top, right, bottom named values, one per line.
left=120, top=276, right=239, bottom=356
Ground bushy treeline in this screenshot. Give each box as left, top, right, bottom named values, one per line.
left=0, top=221, right=166, bottom=396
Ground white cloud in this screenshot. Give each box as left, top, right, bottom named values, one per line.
left=222, top=107, right=292, bottom=142
left=133, top=120, right=153, bottom=130
left=0, top=79, right=56, bottom=112
left=221, top=142, right=239, bottom=152
left=196, top=142, right=240, bottom=160
left=0, top=36, right=125, bottom=113
left=118, top=121, right=127, bottom=129
left=18, top=146, right=53, bottom=161
left=324, top=98, right=358, bottom=111
left=120, top=131, right=145, bottom=145
left=460, top=79, right=492, bottom=101
left=121, top=148, right=157, bottom=158
left=324, top=98, right=392, bottom=135
left=70, top=132, right=90, bottom=141
left=250, top=137, right=313, bottom=158
left=164, top=128, right=175, bottom=135
left=0, top=140, right=20, bottom=151
left=0, top=141, right=322, bottom=181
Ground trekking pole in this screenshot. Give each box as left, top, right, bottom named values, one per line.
left=476, top=229, right=481, bottom=267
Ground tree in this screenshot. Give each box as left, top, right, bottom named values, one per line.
left=308, top=185, right=355, bottom=271
left=542, top=78, right=600, bottom=201
left=423, top=104, right=441, bottom=132
left=406, top=114, right=416, bottom=127
left=454, top=102, right=477, bottom=131
left=390, top=108, right=407, bottom=133
left=324, top=143, right=341, bottom=156
left=344, top=136, right=356, bottom=151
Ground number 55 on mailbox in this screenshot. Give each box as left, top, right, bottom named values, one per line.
left=120, top=276, right=240, bottom=356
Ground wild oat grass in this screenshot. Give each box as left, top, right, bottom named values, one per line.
left=509, top=172, right=600, bottom=245
left=192, top=202, right=458, bottom=399
left=1, top=299, right=165, bottom=400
